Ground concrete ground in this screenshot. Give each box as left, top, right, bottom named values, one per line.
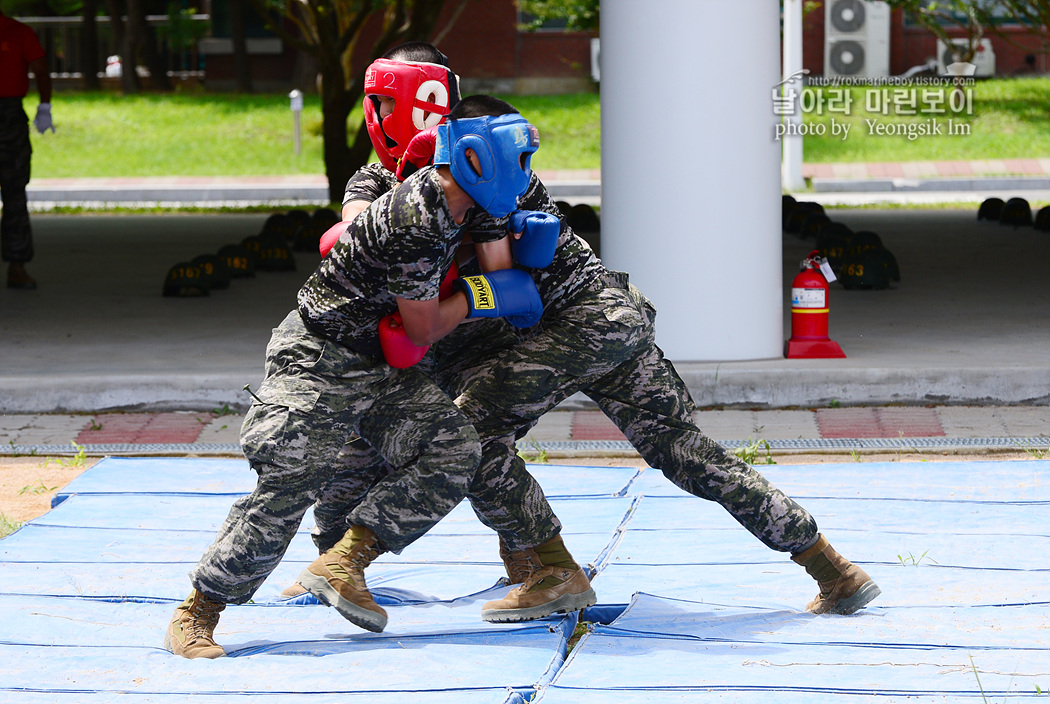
left=2, top=404, right=1049, bottom=458
left=1, top=169, right=1048, bottom=458
left=3, top=206, right=1049, bottom=413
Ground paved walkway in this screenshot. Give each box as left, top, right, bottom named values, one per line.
left=25, top=169, right=603, bottom=208
left=801, top=159, right=1050, bottom=201
left=25, top=162, right=1049, bottom=208
left=7, top=162, right=1050, bottom=458
left=3, top=406, right=1048, bottom=458
left=803, top=158, right=1050, bottom=181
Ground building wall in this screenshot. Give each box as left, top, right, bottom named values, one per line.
left=204, top=0, right=597, bottom=94
left=801, top=5, right=1050, bottom=77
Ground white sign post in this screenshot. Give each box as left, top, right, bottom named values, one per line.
left=289, top=89, right=304, bottom=156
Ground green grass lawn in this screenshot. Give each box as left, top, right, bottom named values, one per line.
left=797, top=76, right=1050, bottom=163
left=26, top=77, right=1050, bottom=179
left=31, top=92, right=332, bottom=178
left=29, top=90, right=602, bottom=178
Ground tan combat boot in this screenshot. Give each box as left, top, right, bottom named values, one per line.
left=163, top=589, right=226, bottom=659
left=296, top=525, right=388, bottom=632
left=280, top=582, right=308, bottom=598
left=482, top=535, right=596, bottom=622
left=499, top=536, right=542, bottom=585
left=791, top=534, right=881, bottom=615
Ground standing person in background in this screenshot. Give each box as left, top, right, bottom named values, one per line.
left=0, top=6, right=53, bottom=290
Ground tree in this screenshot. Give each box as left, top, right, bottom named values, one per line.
left=882, top=1, right=986, bottom=64
left=976, top=0, right=1050, bottom=32
left=246, top=0, right=468, bottom=203
left=104, top=0, right=139, bottom=92
left=517, top=0, right=597, bottom=31
left=80, top=0, right=102, bottom=90
left=974, top=0, right=1050, bottom=54
left=103, top=0, right=173, bottom=92
left=229, top=0, right=253, bottom=92
left=138, top=0, right=173, bottom=91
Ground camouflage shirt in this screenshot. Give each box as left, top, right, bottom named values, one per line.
left=342, top=162, right=399, bottom=206
left=298, top=167, right=490, bottom=356
left=342, top=165, right=606, bottom=317
left=470, top=173, right=606, bottom=314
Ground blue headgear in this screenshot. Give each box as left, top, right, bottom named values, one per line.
left=433, top=114, right=540, bottom=218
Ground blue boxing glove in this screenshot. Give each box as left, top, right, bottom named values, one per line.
left=509, top=210, right=560, bottom=268
left=456, top=269, right=543, bottom=328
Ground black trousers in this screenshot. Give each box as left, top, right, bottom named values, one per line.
left=0, top=97, right=34, bottom=264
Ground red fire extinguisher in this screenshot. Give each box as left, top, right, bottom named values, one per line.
left=785, top=250, right=846, bottom=358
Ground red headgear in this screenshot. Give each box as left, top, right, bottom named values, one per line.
left=363, top=58, right=460, bottom=172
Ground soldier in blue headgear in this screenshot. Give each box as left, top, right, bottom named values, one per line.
left=302, top=60, right=881, bottom=628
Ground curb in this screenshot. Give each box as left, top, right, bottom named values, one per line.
left=5, top=435, right=1047, bottom=458
left=812, top=175, right=1050, bottom=193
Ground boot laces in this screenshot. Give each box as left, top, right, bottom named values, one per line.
left=186, top=595, right=223, bottom=642
left=347, top=539, right=381, bottom=570
left=504, top=549, right=540, bottom=584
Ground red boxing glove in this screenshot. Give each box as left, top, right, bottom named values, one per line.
left=396, top=126, right=440, bottom=182
left=319, top=221, right=351, bottom=258
left=378, top=312, right=429, bottom=368
left=439, top=260, right=460, bottom=300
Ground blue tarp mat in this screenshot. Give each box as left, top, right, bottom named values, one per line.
left=3, top=457, right=1049, bottom=702
left=630, top=460, right=1050, bottom=502
left=2, top=492, right=634, bottom=603
left=542, top=593, right=1050, bottom=702
left=53, top=457, right=641, bottom=506
left=0, top=595, right=570, bottom=698
left=0, top=694, right=528, bottom=704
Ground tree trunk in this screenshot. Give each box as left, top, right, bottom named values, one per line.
left=241, top=0, right=448, bottom=203
left=127, top=0, right=170, bottom=90
left=81, top=0, right=101, bottom=90
left=138, top=0, right=172, bottom=91
left=230, top=0, right=253, bottom=93
left=320, top=57, right=358, bottom=204
left=105, top=0, right=140, bottom=92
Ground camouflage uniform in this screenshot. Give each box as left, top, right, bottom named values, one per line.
left=456, top=175, right=819, bottom=554
left=309, top=314, right=519, bottom=551
left=305, top=163, right=523, bottom=551
left=324, top=170, right=819, bottom=557
left=189, top=168, right=484, bottom=604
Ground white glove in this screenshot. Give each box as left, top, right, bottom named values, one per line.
left=34, top=103, right=54, bottom=134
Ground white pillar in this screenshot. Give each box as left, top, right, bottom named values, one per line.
left=782, top=0, right=807, bottom=191
left=599, top=0, right=783, bottom=361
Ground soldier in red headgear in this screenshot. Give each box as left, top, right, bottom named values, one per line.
left=164, top=94, right=546, bottom=659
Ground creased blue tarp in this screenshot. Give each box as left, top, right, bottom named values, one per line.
left=2, top=491, right=635, bottom=603
left=52, top=457, right=641, bottom=506
left=3, top=457, right=1049, bottom=703
left=543, top=593, right=1050, bottom=701
left=629, top=460, right=1050, bottom=502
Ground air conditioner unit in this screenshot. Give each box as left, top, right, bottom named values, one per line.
left=824, top=0, right=891, bottom=79
left=937, top=38, right=996, bottom=77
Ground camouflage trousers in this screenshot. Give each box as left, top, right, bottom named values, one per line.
left=312, top=274, right=818, bottom=557
left=190, top=311, right=480, bottom=604
left=308, top=317, right=523, bottom=552
left=456, top=272, right=820, bottom=554
left=0, top=98, right=34, bottom=264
